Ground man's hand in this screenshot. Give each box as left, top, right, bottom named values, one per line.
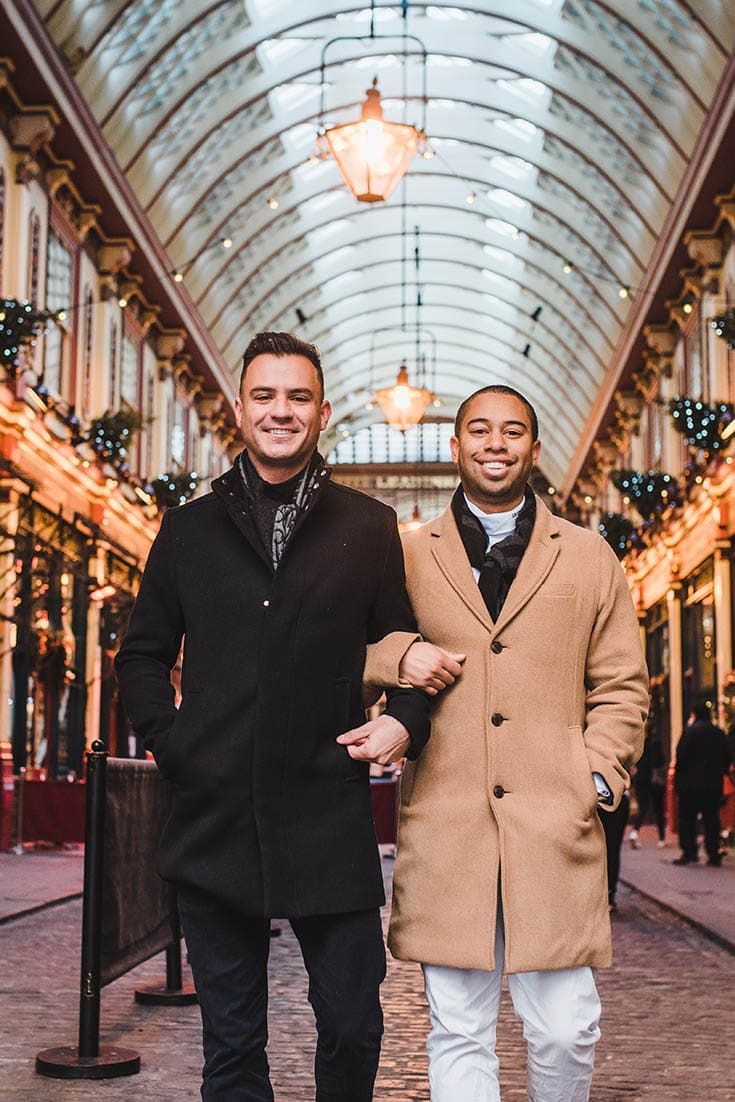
left=337, top=715, right=411, bottom=764
left=398, top=642, right=466, bottom=696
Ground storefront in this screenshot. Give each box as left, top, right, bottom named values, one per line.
left=681, top=557, right=717, bottom=723
left=11, top=498, right=90, bottom=779
left=645, top=598, right=671, bottom=763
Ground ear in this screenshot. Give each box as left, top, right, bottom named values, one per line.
left=320, top=399, right=332, bottom=432
left=234, top=395, right=243, bottom=428
left=449, top=435, right=459, bottom=465
left=531, top=439, right=541, bottom=466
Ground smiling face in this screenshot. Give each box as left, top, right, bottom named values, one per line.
left=235, top=353, right=331, bottom=483
left=450, top=391, right=541, bottom=513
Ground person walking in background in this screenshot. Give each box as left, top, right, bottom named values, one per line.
left=115, top=331, right=431, bottom=1102
left=599, top=790, right=630, bottom=912
left=628, top=721, right=667, bottom=849
left=674, top=702, right=731, bottom=867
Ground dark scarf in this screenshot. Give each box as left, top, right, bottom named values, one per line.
left=238, top=451, right=328, bottom=570
left=451, top=485, right=537, bottom=621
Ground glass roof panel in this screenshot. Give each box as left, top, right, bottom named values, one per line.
left=31, top=0, right=735, bottom=480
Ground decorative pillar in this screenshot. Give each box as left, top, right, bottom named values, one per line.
left=666, top=583, right=684, bottom=754
left=714, top=539, right=732, bottom=727
left=0, top=480, right=25, bottom=755
left=666, top=582, right=684, bottom=839
left=85, top=545, right=104, bottom=754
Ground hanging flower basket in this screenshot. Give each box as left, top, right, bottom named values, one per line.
left=598, top=512, right=637, bottom=559
left=610, top=469, right=679, bottom=520
left=88, top=408, right=144, bottom=463
left=669, top=395, right=734, bottom=457
left=152, top=471, right=199, bottom=510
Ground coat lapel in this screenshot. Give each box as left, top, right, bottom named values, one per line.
left=429, top=507, right=494, bottom=632
left=428, top=494, right=562, bottom=636
left=211, top=466, right=273, bottom=572
left=491, top=498, right=561, bottom=635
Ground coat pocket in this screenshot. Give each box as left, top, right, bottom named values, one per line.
left=162, top=693, right=204, bottom=779
left=567, top=725, right=598, bottom=816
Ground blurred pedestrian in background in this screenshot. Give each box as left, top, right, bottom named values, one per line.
left=628, top=720, right=667, bottom=849
left=674, top=703, right=731, bottom=866
left=600, top=790, right=629, bottom=912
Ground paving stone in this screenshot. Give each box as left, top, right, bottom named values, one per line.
left=0, top=868, right=733, bottom=1100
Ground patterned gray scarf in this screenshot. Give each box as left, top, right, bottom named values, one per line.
left=237, top=452, right=326, bottom=570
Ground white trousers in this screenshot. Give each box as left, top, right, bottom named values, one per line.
left=423, top=914, right=601, bottom=1102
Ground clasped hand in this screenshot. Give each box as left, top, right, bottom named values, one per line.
left=398, top=641, right=466, bottom=696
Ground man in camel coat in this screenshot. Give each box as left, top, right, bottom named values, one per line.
left=356, top=385, right=648, bottom=1102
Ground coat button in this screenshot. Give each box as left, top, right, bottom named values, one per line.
left=263, top=599, right=270, bottom=608
left=491, top=641, right=503, bottom=654
left=491, top=713, right=504, bottom=726
left=493, top=785, right=505, bottom=798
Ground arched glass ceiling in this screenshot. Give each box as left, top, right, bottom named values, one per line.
left=34, top=0, right=735, bottom=488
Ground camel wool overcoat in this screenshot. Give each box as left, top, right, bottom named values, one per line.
left=365, top=494, right=648, bottom=974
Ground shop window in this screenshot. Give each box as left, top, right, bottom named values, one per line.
left=682, top=558, right=716, bottom=721
left=683, top=309, right=707, bottom=401
left=11, top=502, right=91, bottom=778
left=171, top=396, right=186, bottom=466
left=98, top=551, right=140, bottom=757
left=81, top=286, right=94, bottom=417
left=27, top=211, right=41, bottom=307
left=140, top=361, right=155, bottom=477
left=108, top=318, right=119, bottom=408
left=43, top=228, right=74, bottom=397
left=120, top=330, right=140, bottom=408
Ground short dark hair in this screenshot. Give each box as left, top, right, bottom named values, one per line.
left=240, top=331, right=324, bottom=396
left=693, top=701, right=711, bottom=722
left=453, top=385, right=539, bottom=441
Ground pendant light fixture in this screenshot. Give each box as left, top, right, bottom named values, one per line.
left=372, top=219, right=434, bottom=431
left=324, top=78, right=420, bottom=204
left=316, top=0, right=429, bottom=205
left=374, top=360, right=432, bottom=431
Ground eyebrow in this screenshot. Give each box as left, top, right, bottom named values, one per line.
left=466, top=417, right=528, bottom=430
left=248, top=386, right=315, bottom=397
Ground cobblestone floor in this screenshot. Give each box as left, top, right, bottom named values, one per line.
left=1, top=873, right=733, bottom=1101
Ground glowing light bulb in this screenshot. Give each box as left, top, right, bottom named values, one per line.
left=392, top=385, right=411, bottom=411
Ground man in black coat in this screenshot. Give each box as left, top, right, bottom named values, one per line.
left=674, top=701, right=731, bottom=866
left=115, top=331, right=430, bottom=1102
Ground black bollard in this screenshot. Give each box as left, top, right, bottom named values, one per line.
left=35, top=742, right=140, bottom=1079
left=134, top=886, right=197, bottom=1006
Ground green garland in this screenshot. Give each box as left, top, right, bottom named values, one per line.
left=711, top=308, right=735, bottom=350
left=89, top=408, right=144, bottom=462
left=610, top=469, right=678, bottom=520
left=598, top=512, right=637, bottom=559
left=669, top=395, right=734, bottom=456
left=0, top=298, right=60, bottom=370
left=152, top=471, right=199, bottom=509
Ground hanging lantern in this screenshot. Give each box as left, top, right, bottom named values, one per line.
left=374, top=362, right=432, bottom=431
left=324, top=78, right=420, bottom=203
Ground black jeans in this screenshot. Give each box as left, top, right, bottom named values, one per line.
left=177, top=886, right=386, bottom=1102
left=677, top=790, right=722, bottom=862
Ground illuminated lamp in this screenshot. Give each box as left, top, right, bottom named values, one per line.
left=374, top=362, right=432, bottom=431
left=324, top=79, right=419, bottom=203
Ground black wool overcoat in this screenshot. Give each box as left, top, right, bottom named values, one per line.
left=115, top=459, right=429, bottom=917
